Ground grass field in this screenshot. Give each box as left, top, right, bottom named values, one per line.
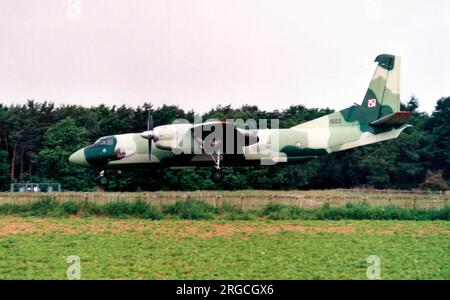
left=0, top=217, right=448, bottom=279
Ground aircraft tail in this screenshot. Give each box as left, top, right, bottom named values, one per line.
left=292, top=54, right=409, bottom=130
left=358, top=54, right=402, bottom=124
left=290, top=54, right=411, bottom=153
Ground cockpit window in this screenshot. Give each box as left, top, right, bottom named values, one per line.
left=94, top=138, right=113, bottom=146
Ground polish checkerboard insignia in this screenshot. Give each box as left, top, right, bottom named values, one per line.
left=368, top=99, right=377, bottom=108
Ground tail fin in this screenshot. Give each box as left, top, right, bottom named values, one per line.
left=291, top=54, right=407, bottom=132
left=360, top=54, right=401, bottom=124
left=290, top=54, right=410, bottom=153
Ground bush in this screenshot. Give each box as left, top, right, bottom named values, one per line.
left=85, top=202, right=102, bottom=216
left=130, top=201, right=163, bottom=219
left=0, top=199, right=80, bottom=217
left=0, top=199, right=163, bottom=219
left=163, top=200, right=216, bottom=220
left=261, top=203, right=312, bottom=220
left=262, top=202, right=450, bottom=221
left=101, top=201, right=133, bottom=217
left=0, top=198, right=448, bottom=221
left=421, top=170, right=449, bottom=191
left=0, top=203, right=25, bottom=215
left=26, top=199, right=60, bottom=216
left=60, top=201, right=81, bottom=216
left=100, top=201, right=163, bottom=219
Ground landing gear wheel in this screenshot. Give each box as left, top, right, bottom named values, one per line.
left=209, top=149, right=224, bottom=183
left=98, top=170, right=108, bottom=185
left=99, top=176, right=108, bottom=185
left=211, top=169, right=224, bottom=183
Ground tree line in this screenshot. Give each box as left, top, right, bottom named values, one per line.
left=0, top=96, right=448, bottom=191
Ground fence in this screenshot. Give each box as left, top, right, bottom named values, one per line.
left=10, top=183, right=61, bottom=193
left=0, top=189, right=448, bottom=210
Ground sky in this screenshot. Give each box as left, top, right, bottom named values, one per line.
left=0, top=0, right=449, bottom=114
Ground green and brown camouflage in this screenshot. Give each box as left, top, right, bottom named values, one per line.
left=69, top=54, right=411, bottom=176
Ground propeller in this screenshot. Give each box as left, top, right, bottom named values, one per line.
left=141, top=110, right=157, bottom=162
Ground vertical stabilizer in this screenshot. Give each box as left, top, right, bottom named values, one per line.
left=360, top=54, right=401, bottom=124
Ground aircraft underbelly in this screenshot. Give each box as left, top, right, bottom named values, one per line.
left=106, top=153, right=315, bottom=169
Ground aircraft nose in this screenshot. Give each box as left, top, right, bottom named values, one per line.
left=69, top=149, right=88, bottom=166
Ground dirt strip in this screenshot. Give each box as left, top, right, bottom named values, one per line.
left=0, top=218, right=448, bottom=238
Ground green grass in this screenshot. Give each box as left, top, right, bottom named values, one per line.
left=0, top=199, right=449, bottom=221
left=263, top=202, right=450, bottom=220
left=0, top=218, right=448, bottom=279
left=162, top=200, right=216, bottom=220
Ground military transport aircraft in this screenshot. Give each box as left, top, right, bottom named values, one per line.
left=69, top=54, right=411, bottom=184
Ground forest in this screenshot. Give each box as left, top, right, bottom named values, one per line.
left=0, top=96, right=448, bottom=191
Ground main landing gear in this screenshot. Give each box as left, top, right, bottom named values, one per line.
left=211, top=168, right=224, bottom=183
left=210, top=149, right=224, bottom=183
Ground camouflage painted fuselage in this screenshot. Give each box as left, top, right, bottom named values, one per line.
left=69, top=54, right=411, bottom=170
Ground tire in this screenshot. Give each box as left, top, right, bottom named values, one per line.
left=211, top=169, right=224, bottom=183
left=99, top=176, right=108, bottom=185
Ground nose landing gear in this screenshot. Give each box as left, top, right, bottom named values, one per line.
left=210, top=149, right=224, bottom=183
left=98, top=170, right=108, bottom=185
left=97, top=170, right=123, bottom=186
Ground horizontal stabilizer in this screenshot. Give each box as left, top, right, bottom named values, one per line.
left=370, top=111, right=412, bottom=127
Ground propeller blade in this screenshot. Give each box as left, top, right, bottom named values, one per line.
left=147, top=110, right=153, bottom=162
left=147, top=111, right=154, bottom=131
left=148, top=138, right=152, bottom=162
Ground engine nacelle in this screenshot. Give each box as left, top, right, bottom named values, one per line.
left=154, top=124, right=192, bottom=151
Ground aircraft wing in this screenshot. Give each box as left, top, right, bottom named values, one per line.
left=189, top=121, right=259, bottom=155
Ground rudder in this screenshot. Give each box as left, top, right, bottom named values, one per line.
left=360, top=54, right=401, bottom=124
